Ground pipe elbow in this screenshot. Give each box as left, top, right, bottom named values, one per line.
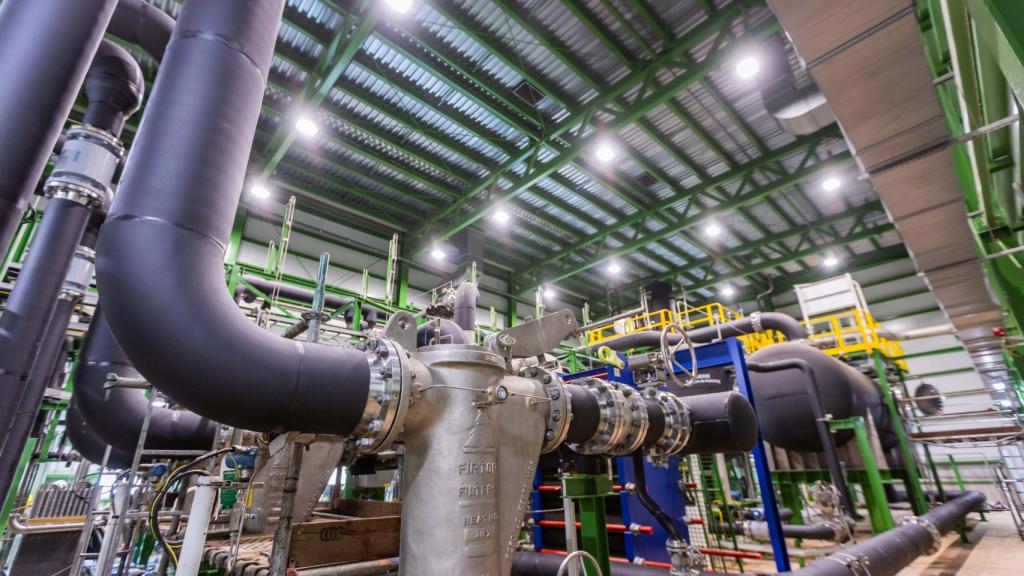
left=756, top=312, right=806, bottom=341
left=107, top=0, right=175, bottom=62
left=453, top=282, right=479, bottom=331
left=83, top=40, right=144, bottom=135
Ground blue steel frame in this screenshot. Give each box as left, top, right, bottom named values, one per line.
left=533, top=338, right=791, bottom=571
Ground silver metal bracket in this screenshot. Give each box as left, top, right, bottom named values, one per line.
left=488, top=309, right=579, bottom=359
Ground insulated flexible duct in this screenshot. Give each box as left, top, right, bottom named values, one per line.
left=513, top=491, right=984, bottom=576
left=74, top=307, right=217, bottom=453
left=0, top=0, right=117, bottom=252
left=96, top=0, right=377, bottom=435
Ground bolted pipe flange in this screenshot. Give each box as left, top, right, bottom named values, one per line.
left=44, top=125, right=123, bottom=208
left=610, top=384, right=649, bottom=456
left=520, top=367, right=570, bottom=453
left=646, top=390, right=691, bottom=461
left=353, top=338, right=413, bottom=454
left=901, top=515, right=942, bottom=554
left=569, top=378, right=625, bottom=456
left=568, top=379, right=649, bottom=456
left=59, top=246, right=95, bottom=302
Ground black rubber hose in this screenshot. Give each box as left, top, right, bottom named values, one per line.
left=714, top=520, right=837, bottom=541
left=82, top=40, right=145, bottom=136
left=74, top=307, right=217, bottom=453
left=96, top=0, right=375, bottom=435
left=107, top=0, right=175, bottom=63
left=631, top=452, right=683, bottom=541
left=0, top=0, right=117, bottom=252
left=66, top=397, right=133, bottom=470
left=0, top=198, right=91, bottom=491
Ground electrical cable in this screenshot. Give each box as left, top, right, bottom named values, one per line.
left=148, top=446, right=240, bottom=567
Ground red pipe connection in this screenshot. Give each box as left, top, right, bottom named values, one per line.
left=537, top=520, right=655, bottom=535
left=535, top=484, right=624, bottom=493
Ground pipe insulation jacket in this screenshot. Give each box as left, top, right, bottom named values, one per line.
left=82, top=40, right=145, bottom=137
left=107, top=0, right=175, bottom=63
left=66, top=398, right=134, bottom=469
left=453, top=282, right=479, bottom=332
left=73, top=307, right=217, bottom=454
left=0, top=0, right=118, bottom=252
left=97, top=0, right=378, bottom=435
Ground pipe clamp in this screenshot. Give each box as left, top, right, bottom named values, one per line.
left=44, top=126, right=123, bottom=208
left=901, top=515, right=942, bottom=554
left=825, top=552, right=871, bottom=576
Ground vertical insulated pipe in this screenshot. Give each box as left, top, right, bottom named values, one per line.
left=0, top=199, right=91, bottom=493
left=0, top=0, right=117, bottom=252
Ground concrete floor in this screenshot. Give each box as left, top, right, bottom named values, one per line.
left=899, top=511, right=1023, bottom=575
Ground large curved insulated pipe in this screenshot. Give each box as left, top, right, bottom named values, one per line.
left=107, top=0, right=175, bottom=63
left=0, top=0, right=117, bottom=252
left=597, top=312, right=805, bottom=352
left=66, top=398, right=133, bottom=470
left=514, top=491, right=985, bottom=576
left=417, top=319, right=469, bottom=347
left=74, top=307, right=217, bottom=453
left=746, top=342, right=896, bottom=452
left=96, top=0, right=376, bottom=435
left=81, top=41, right=146, bottom=138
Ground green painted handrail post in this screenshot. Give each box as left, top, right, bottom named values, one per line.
left=873, top=351, right=928, bottom=514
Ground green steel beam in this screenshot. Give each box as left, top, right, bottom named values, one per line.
left=518, top=142, right=849, bottom=286
left=260, top=4, right=380, bottom=179
left=410, top=3, right=772, bottom=243
left=683, top=225, right=895, bottom=291
left=560, top=0, right=636, bottom=64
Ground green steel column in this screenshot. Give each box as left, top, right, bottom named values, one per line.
left=0, top=210, right=40, bottom=279
left=831, top=417, right=894, bottom=533
left=561, top=474, right=613, bottom=576
left=226, top=208, right=247, bottom=267
left=873, top=351, right=928, bottom=514
left=948, top=455, right=986, bottom=520
left=0, top=438, right=37, bottom=541
left=506, top=295, right=518, bottom=328
left=397, top=260, right=410, bottom=309
left=778, top=481, right=804, bottom=526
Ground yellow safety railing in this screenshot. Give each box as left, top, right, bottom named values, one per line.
left=586, top=303, right=907, bottom=370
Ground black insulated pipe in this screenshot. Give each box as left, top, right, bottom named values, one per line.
left=66, top=398, right=133, bottom=469
left=107, top=0, right=175, bottom=63
left=0, top=0, right=117, bottom=253
left=82, top=41, right=145, bottom=137
left=562, top=387, right=757, bottom=455
left=74, top=307, right=217, bottom=454
left=238, top=274, right=349, bottom=310
left=511, top=552, right=667, bottom=576
left=680, top=391, right=758, bottom=454
left=0, top=198, right=91, bottom=491
left=96, top=0, right=374, bottom=435
left=417, top=319, right=469, bottom=347
left=598, top=312, right=805, bottom=352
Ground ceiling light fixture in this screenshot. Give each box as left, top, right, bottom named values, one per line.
left=823, top=255, right=839, bottom=268
left=493, top=208, right=510, bottom=223
left=385, top=0, right=414, bottom=13
left=249, top=184, right=271, bottom=199
left=295, top=116, right=319, bottom=137
left=595, top=142, right=616, bottom=163
left=821, top=176, right=842, bottom=192
left=430, top=247, right=445, bottom=261
left=704, top=222, right=722, bottom=237
left=720, top=285, right=735, bottom=297
left=543, top=287, right=555, bottom=299
left=607, top=262, right=622, bottom=275
left=735, top=56, right=761, bottom=80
